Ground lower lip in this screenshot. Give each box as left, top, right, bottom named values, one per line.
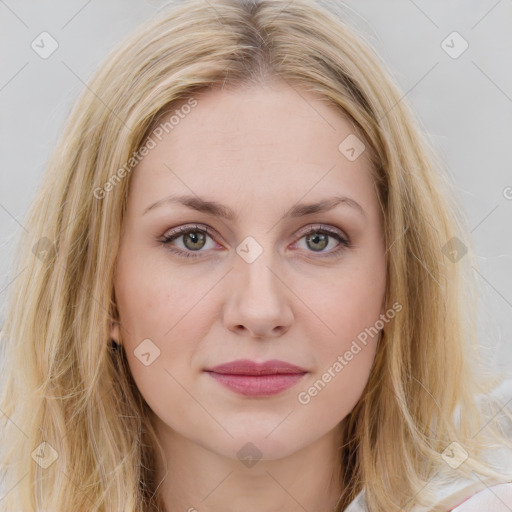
left=206, top=372, right=306, bottom=396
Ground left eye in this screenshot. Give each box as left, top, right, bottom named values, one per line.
left=294, top=227, right=349, bottom=255
left=158, top=224, right=350, bottom=259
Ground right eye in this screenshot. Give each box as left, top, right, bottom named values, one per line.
left=158, top=224, right=221, bottom=258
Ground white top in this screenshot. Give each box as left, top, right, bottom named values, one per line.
left=344, top=480, right=512, bottom=512
left=344, top=379, right=512, bottom=512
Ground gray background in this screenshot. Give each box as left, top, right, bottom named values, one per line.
left=0, top=0, right=511, bottom=374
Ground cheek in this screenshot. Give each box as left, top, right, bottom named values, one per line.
left=115, top=253, right=211, bottom=344
left=299, top=255, right=385, bottom=402
left=114, top=261, right=200, bottom=418
left=295, top=280, right=382, bottom=421
left=313, top=263, right=385, bottom=347
left=114, top=255, right=215, bottom=391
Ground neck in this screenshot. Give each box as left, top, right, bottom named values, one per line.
left=153, top=421, right=344, bottom=512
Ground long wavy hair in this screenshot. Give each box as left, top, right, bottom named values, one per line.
left=1, top=0, right=511, bottom=510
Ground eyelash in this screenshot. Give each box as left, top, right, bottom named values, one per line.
left=158, top=223, right=350, bottom=259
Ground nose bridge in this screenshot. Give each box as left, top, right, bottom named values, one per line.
left=235, top=239, right=283, bottom=307
left=224, top=235, right=293, bottom=337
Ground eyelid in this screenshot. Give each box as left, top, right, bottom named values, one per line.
left=295, top=223, right=348, bottom=241
left=158, top=222, right=350, bottom=258
left=160, top=223, right=348, bottom=242
left=159, top=223, right=221, bottom=248
left=160, top=223, right=215, bottom=240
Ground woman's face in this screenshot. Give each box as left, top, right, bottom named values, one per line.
left=111, top=80, right=387, bottom=462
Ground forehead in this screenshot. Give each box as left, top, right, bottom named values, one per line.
left=129, top=81, right=377, bottom=216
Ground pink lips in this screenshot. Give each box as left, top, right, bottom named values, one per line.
left=204, top=359, right=307, bottom=397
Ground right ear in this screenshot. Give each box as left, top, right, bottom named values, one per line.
left=109, top=320, right=121, bottom=344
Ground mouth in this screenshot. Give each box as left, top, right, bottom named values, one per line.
left=204, top=359, right=308, bottom=397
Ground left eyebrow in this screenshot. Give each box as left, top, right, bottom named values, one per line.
left=143, top=194, right=367, bottom=221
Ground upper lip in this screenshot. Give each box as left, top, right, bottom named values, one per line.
left=205, top=359, right=307, bottom=375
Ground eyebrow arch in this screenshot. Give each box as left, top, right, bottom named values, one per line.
left=143, top=194, right=366, bottom=220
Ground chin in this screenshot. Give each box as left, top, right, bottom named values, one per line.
left=200, top=426, right=313, bottom=464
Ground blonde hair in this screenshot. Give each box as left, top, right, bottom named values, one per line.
left=1, top=0, right=511, bottom=510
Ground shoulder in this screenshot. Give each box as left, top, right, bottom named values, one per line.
left=450, top=482, right=512, bottom=511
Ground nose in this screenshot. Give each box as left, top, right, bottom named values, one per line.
left=222, top=251, right=294, bottom=339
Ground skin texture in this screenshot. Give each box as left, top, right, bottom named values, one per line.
left=110, top=79, right=387, bottom=512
